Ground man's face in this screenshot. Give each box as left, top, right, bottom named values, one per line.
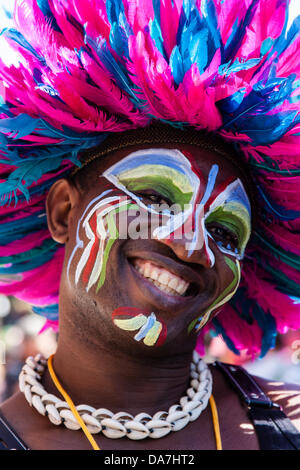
left=62, top=143, right=251, bottom=353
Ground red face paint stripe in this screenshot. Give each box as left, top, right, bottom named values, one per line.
left=204, top=176, right=236, bottom=211
left=81, top=198, right=124, bottom=285
left=111, top=306, right=150, bottom=319
left=155, top=320, right=167, bottom=347
left=82, top=211, right=99, bottom=285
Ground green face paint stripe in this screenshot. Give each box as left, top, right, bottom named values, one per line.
left=143, top=321, right=163, bottom=346
left=206, top=204, right=251, bottom=253
left=96, top=202, right=137, bottom=292
left=188, top=315, right=200, bottom=334
left=120, top=175, right=193, bottom=208
left=113, top=314, right=147, bottom=330
left=117, top=164, right=193, bottom=195
left=188, top=257, right=241, bottom=334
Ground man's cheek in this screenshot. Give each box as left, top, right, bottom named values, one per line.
left=66, top=192, right=130, bottom=292
left=187, top=256, right=241, bottom=333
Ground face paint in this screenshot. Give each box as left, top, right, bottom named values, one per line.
left=188, top=257, right=241, bottom=333
left=69, top=148, right=250, bottom=345
left=69, top=192, right=138, bottom=292
left=103, top=148, right=219, bottom=266
left=112, top=307, right=167, bottom=347
left=205, top=179, right=251, bottom=259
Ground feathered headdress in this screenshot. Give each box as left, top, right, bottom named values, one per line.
left=0, top=0, right=299, bottom=358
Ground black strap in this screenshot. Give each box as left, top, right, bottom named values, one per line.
left=0, top=414, right=29, bottom=450
left=215, top=361, right=300, bottom=450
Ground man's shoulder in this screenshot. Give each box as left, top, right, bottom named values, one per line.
left=252, top=374, right=300, bottom=432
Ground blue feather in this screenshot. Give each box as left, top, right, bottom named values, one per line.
left=85, top=36, right=141, bottom=107
left=0, top=239, right=57, bottom=264
left=32, top=304, right=59, bottom=321
left=211, top=317, right=240, bottom=355
left=0, top=156, right=70, bottom=203
left=169, top=45, right=184, bottom=85
left=200, top=0, right=222, bottom=57
left=251, top=306, right=277, bottom=358
left=149, top=18, right=166, bottom=59
left=0, top=114, right=40, bottom=140
left=109, top=21, right=129, bottom=59
left=0, top=245, right=57, bottom=274
left=0, top=28, right=46, bottom=64
left=224, top=0, right=260, bottom=61
left=255, top=185, right=300, bottom=220
left=36, top=0, right=61, bottom=33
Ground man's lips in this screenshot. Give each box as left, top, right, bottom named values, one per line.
left=132, top=258, right=190, bottom=296
left=126, top=250, right=208, bottom=310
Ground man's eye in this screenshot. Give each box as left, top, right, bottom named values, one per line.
left=207, top=225, right=239, bottom=253
left=135, top=191, right=172, bottom=207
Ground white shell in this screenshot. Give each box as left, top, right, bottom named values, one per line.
left=32, top=394, right=46, bottom=416
left=190, top=378, right=200, bottom=390
left=200, top=369, right=209, bottom=381
left=134, top=413, right=152, bottom=423
left=80, top=413, right=101, bottom=434
left=42, top=393, right=61, bottom=405
left=125, top=420, right=150, bottom=440
left=46, top=404, right=62, bottom=426
left=92, top=408, right=114, bottom=420
left=168, top=404, right=181, bottom=415
left=18, top=352, right=212, bottom=441
left=22, top=364, right=39, bottom=379
left=60, top=409, right=81, bottom=430
left=31, top=385, right=47, bottom=397
left=19, top=373, right=26, bottom=393
left=146, top=419, right=172, bottom=439
left=112, top=411, right=134, bottom=422
left=76, top=404, right=96, bottom=414
left=24, top=384, right=32, bottom=406
left=153, top=411, right=168, bottom=421
left=101, top=418, right=126, bottom=439
left=187, top=387, right=195, bottom=399
left=179, top=396, right=189, bottom=407
left=197, top=359, right=206, bottom=373
left=167, top=410, right=190, bottom=431
left=183, top=400, right=203, bottom=422
left=190, top=370, right=199, bottom=380
left=55, top=400, right=70, bottom=410
left=23, top=374, right=41, bottom=388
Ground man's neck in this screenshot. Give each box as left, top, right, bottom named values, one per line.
left=43, top=331, right=194, bottom=416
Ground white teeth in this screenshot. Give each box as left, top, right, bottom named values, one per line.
left=151, top=268, right=159, bottom=281
left=158, top=272, right=169, bottom=286
left=168, top=277, right=179, bottom=291
left=133, top=259, right=190, bottom=296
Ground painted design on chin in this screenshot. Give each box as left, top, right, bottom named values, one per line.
left=112, top=307, right=167, bottom=347
left=68, top=191, right=136, bottom=292
left=188, top=257, right=241, bottom=334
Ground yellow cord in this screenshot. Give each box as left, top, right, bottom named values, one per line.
left=47, top=355, right=100, bottom=450
left=209, top=395, right=223, bottom=450
left=48, top=354, right=222, bottom=451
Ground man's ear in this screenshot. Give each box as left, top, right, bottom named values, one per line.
left=46, top=179, right=80, bottom=244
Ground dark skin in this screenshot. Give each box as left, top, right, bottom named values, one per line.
left=1, top=143, right=300, bottom=450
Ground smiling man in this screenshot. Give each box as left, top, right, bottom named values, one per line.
left=0, top=0, right=300, bottom=451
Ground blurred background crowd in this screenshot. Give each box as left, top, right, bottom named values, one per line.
left=0, top=0, right=299, bottom=402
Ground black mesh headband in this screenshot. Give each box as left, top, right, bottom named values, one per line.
left=73, top=124, right=256, bottom=218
